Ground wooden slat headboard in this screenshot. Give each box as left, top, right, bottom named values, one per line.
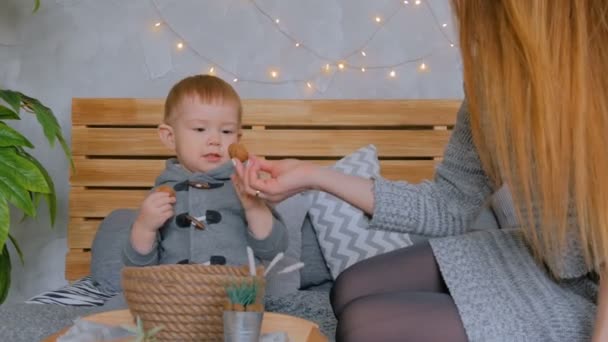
left=67, top=98, right=461, bottom=280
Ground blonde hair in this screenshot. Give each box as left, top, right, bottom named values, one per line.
left=452, top=0, right=608, bottom=274
left=164, top=75, right=243, bottom=124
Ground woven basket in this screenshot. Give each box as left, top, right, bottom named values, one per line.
left=121, top=264, right=265, bottom=342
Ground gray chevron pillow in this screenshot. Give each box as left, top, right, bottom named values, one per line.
left=308, top=144, right=414, bottom=279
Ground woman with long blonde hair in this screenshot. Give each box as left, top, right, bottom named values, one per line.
left=233, top=0, right=605, bottom=340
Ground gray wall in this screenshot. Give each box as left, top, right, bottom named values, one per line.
left=0, top=0, right=462, bottom=303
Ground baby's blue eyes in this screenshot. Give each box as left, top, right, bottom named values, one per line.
left=193, top=128, right=235, bottom=134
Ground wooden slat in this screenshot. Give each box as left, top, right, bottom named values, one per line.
left=71, top=158, right=164, bottom=187
left=71, top=159, right=438, bottom=187
left=68, top=219, right=102, bottom=249
left=73, top=98, right=461, bottom=126
left=379, top=160, right=437, bottom=182
left=66, top=250, right=91, bottom=281
left=72, top=127, right=450, bottom=157
left=70, top=188, right=147, bottom=218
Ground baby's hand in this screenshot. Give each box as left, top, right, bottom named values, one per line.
left=134, top=188, right=176, bottom=232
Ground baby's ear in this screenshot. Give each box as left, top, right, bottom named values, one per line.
left=158, top=123, right=176, bottom=151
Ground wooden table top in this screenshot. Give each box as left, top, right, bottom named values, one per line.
left=43, top=309, right=327, bottom=342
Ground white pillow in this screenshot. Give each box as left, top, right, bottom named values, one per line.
left=308, top=145, right=414, bottom=279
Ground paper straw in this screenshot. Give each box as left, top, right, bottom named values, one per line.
left=277, top=262, right=305, bottom=275
left=263, top=252, right=284, bottom=277
left=246, top=246, right=256, bottom=276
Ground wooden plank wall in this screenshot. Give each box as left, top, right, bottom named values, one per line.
left=67, top=98, right=460, bottom=280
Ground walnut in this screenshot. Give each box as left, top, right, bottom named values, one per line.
left=156, top=185, right=176, bottom=197
left=228, top=143, right=249, bottom=162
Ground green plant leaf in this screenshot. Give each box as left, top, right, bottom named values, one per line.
left=0, top=105, right=19, bottom=120
left=0, top=173, right=34, bottom=217
left=0, top=123, right=34, bottom=148
left=20, top=94, right=73, bottom=168
left=0, top=244, right=11, bottom=304
left=33, top=0, right=40, bottom=12
left=8, top=234, right=23, bottom=265
left=0, top=148, right=50, bottom=193
left=57, top=134, right=74, bottom=170
left=0, top=196, right=9, bottom=305
left=0, top=90, right=21, bottom=113
left=21, top=95, right=59, bottom=145
left=17, top=151, right=56, bottom=225
left=0, top=196, right=8, bottom=251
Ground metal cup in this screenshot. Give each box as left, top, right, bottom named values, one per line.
left=223, top=311, right=264, bottom=342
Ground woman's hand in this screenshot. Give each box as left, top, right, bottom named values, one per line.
left=232, top=155, right=319, bottom=203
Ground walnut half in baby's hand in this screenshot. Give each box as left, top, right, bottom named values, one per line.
left=228, top=143, right=249, bottom=162
left=155, top=185, right=176, bottom=197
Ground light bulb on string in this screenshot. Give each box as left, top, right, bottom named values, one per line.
left=177, top=42, right=184, bottom=50
left=295, top=42, right=300, bottom=47
left=361, top=67, right=366, bottom=72
left=389, top=70, right=397, bottom=78
left=415, top=0, right=421, bottom=5
left=275, top=18, right=280, bottom=24
left=442, top=23, right=447, bottom=28
left=208, top=67, right=215, bottom=75
left=375, top=16, right=382, bottom=23
left=419, top=62, right=428, bottom=72
left=270, top=70, right=279, bottom=79
left=338, top=63, right=345, bottom=70
left=233, top=78, right=238, bottom=83
left=403, top=0, right=409, bottom=4
left=306, top=82, right=313, bottom=89
left=154, top=22, right=161, bottom=28
left=361, top=51, right=367, bottom=57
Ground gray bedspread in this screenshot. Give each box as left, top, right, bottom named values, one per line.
left=0, top=290, right=336, bottom=342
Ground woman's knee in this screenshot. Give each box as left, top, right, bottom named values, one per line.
left=330, top=263, right=363, bottom=316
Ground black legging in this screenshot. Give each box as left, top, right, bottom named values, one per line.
left=330, top=241, right=469, bottom=342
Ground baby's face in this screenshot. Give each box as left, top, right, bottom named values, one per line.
left=171, top=97, right=240, bottom=173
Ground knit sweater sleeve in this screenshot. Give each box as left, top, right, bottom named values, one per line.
left=369, top=100, right=494, bottom=237
left=246, top=207, right=288, bottom=261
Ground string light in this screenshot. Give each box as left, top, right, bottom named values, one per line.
left=148, top=0, right=455, bottom=92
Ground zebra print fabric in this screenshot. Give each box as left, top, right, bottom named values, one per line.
left=26, top=276, right=117, bottom=306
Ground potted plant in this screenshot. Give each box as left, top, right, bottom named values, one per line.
left=0, top=88, right=72, bottom=303
left=223, top=278, right=264, bottom=342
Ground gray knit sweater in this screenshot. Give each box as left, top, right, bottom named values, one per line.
left=369, top=101, right=597, bottom=341
left=123, top=159, right=288, bottom=267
